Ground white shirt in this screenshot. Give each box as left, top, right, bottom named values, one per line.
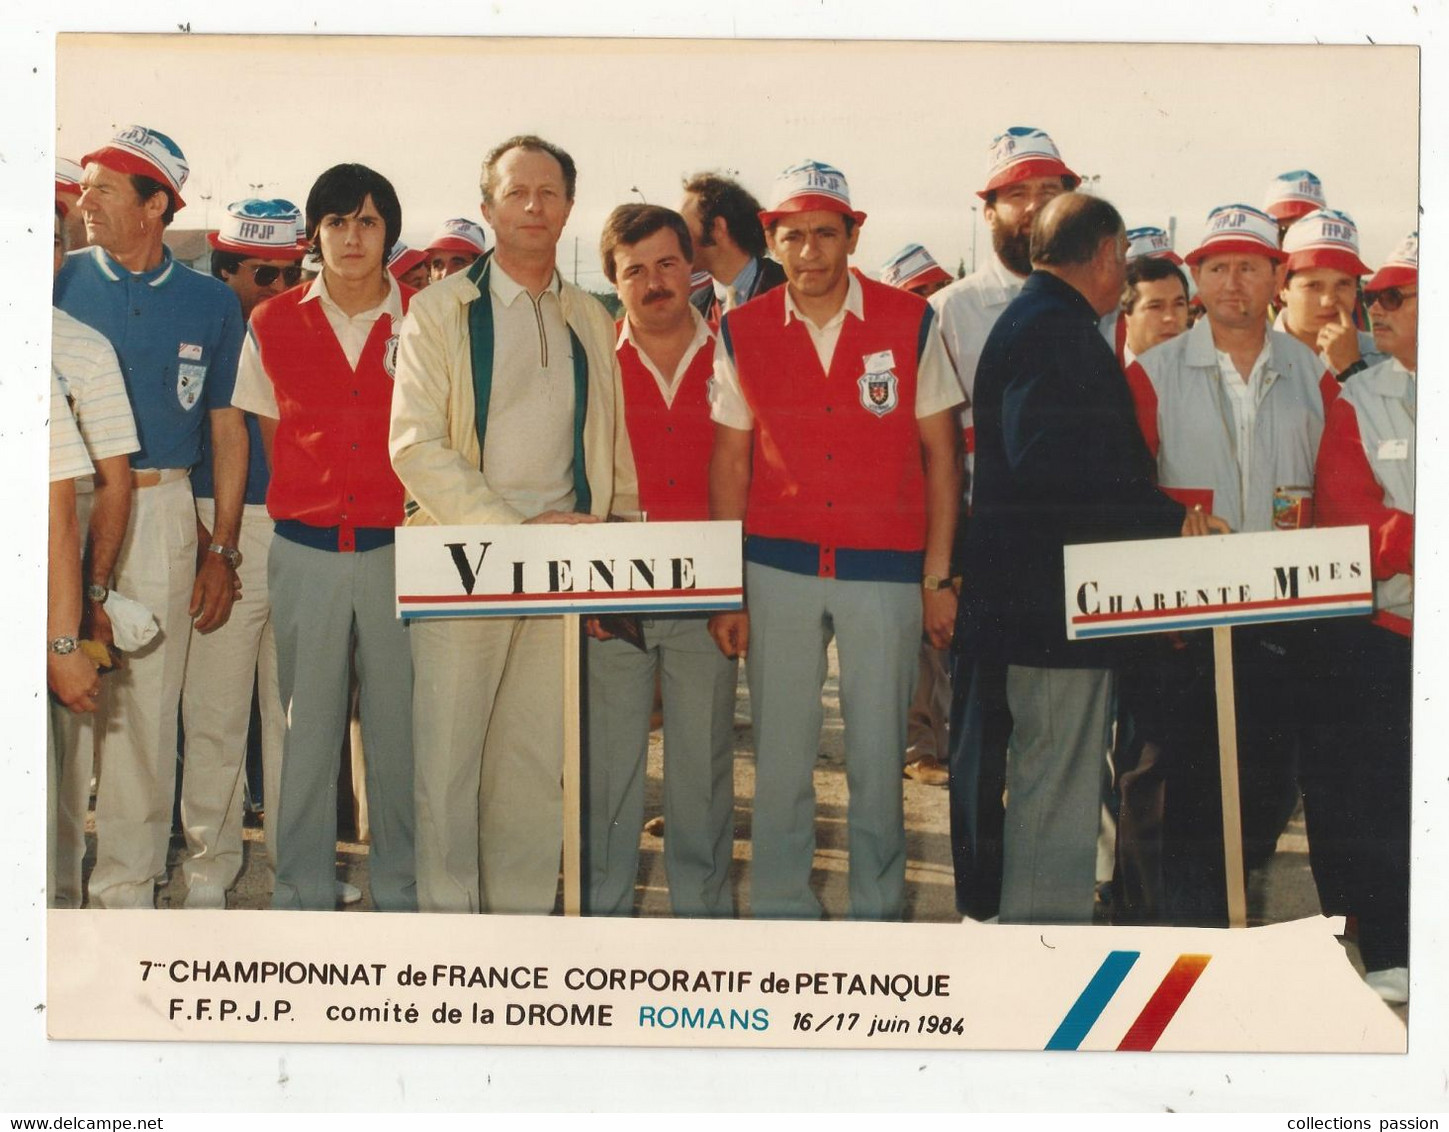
left=49, top=370, right=94, bottom=483
left=51, top=307, right=140, bottom=468
left=1215, top=339, right=1273, bottom=516
left=617, top=304, right=713, bottom=409
left=233, top=271, right=404, bottom=419
left=930, top=251, right=1027, bottom=407
left=710, top=271, right=962, bottom=430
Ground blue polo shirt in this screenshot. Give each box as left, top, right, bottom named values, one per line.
left=54, top=245, right=245, bottom=472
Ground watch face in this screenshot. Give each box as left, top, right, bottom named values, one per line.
left=50, top=636, right=79, bottom=655
left=86, top=583, right=108, bottom=602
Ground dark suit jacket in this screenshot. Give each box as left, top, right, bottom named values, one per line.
left=690, top=255, right=786, bottom=326
left=960, top=270, right=1185, bottom=669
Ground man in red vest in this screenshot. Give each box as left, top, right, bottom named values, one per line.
left=708, top=160, right=963, bottom=920
left=585, top=204, right=739, bottom=917
left=231, top=163, right=416, bottom=912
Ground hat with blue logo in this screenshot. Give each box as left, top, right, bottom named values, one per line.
left=1125, top=226, right=1183, bottom=265
left=426, top=217, right=489, bottom=257
left=81, top=124, right=190, bottom=211
left=759, top=160, right=867, bottom=226
left=207, top=198, right=306, bottom=259
left=1281, top=208, right=1370, bottom=277
left=979, top=127, right=1079, bottom=199
left=1184, top=204, right=1287, bottom=266
left=1262, top=169, right=1325, bottom=224
left=1366, top=232, right=1418, bottom=292
left=879, top=244, right=952, bottom=292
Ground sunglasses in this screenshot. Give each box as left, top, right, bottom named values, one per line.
left=249, top=263, right=303, bottom=288
left=1364, top=286, right=1416, bottom=312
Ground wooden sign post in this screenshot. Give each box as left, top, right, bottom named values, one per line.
left=394, top=520, right=743, bottom=916
left=1064, top=526, right=1372, bottom=927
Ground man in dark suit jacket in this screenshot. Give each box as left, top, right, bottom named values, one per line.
left=958, top=192, right=1226, bottom=924
left=680, top=172, right=785, bottom=325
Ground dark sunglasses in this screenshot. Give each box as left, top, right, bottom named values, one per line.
left=1364, top=286, right=1416, bottom=312
left=249, top=263, right=303, bottom=288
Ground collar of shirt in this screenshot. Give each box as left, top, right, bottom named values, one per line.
left=713, top=256, right=760, bottom=311
left=617, top=304, right=713, bottom=407
left=980, top=250, right=1025, bottom=306
left=301, top=269, right=404, bottom=323
left=88, top=243, right=177, bottom=288
left=782, top=269, right=864, bottom=332
left=491, top=260, right=563, bottom=307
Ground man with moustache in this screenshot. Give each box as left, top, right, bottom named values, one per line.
left=585, top=204, right=738, bottom=918
left=425, top=217, right=489, bottom=281
left=177, top=198, right=306, bottom=908
left=680, top=172, right=785, bottom=326
left=930, top=126, right=1079, bottom=918
left=53, top=124, right=247, bottom=909
left=391, top=134, right=638, bottom=916
left=708, top=160, right=962, bottom=921
left=1128, top=203, right=1326, bottom=925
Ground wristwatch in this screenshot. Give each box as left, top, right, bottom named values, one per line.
left=922, top=574, right=956, bottom=592
left=85, top=582, right=109, bottom=604
left=49, top=635, right=79, bottom=655
left=207, top=542, right=243, bottom=570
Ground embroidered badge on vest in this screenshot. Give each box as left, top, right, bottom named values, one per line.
left=383, top=334, right=399, bottom=379
left=177, top=360, right=206, bottom=410
left=858, top=349, right=899, bottom=417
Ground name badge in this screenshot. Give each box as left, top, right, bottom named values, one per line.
left=178, top=342, right=203, bottom=361
left=1377, top=438, right=1409, bottom=461
left=863, top=349, right=895, bottom=371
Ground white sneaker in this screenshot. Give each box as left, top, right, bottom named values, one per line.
left=1365, top=966, right=1409, bottom=1005
left=336, top=880, right=363, bottom=906
left=184, top=882, right=226, bottom=910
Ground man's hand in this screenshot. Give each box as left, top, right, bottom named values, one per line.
left=708, top=611, right=750, bottom=659
left=1181, top=506, right=1231, bottom=537
left=583, top=617, right=615, bottom=641
left=190, top=554, right=237, bottom=633
left=48, top=650, right=101, bottom=714
left=83, top=599, right=114, bottom=647
left=524, top=511, right=601, bottom=525
left=922, top=587, right=958, bottom=650
left=1318, top=309, right=1362, bottom=375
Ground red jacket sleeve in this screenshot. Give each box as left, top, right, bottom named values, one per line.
left=1122, top=358, right=1160, bottom=459
left=1314, top=396, right=1413, bottom=579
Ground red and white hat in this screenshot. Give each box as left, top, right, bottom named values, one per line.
left=978, top=127, right=1079, bottom=200
left=1281, top=208, right=1370, bottom=277
left=1125, top=226, right=1183, bottom=265
left=1366, top=232, right=1418, bottom=292
left=1184, top=204, right=1286, bottom=266
left=206, top=198, right=306, bottom=259
left=55, top=157, right=84, bottom=215
left=759, top=160, right=867, bottom=226
left=879, top=244, right=952, bottom=292
left=1262, top=169, right=1325, bottom=224
left=425, top=218, right=489, bottom=257
left=81, top=124, right=189, bottom=211
left=387, top=241, right=429, bottom=279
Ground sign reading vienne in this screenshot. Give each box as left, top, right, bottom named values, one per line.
left=394, top=520, right=745, bottom=620
left=1063, top=526, right=1372, bottom=640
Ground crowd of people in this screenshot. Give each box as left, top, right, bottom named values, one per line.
left=46, top=121, right=1416, bottom=1004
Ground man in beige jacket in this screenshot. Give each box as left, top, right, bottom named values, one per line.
left=390, top=134, right=638, bottom=915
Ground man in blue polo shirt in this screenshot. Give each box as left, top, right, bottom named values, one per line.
left=53, top=124, right=247, bottom=909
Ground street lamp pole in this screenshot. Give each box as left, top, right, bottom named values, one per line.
left=969, top=205, right=978, bottom=274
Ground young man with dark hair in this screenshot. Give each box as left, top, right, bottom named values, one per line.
left=586, top=203, right=738, bottom=917
left=391, top=134, right=638, bottom=916
left=680, top=172, right=785, bottom=325
left=232, top=164, right=417, bottom=912
left=53, top=124, right=247, bottom=909
left=1121, top=254, right=1191, bottom=365
left=708, top=161, right=963, bottom=921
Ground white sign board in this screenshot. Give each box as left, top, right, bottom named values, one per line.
left=394, top=520, right=744, bottom=620
left=1062, top=526, right=1373, bottom=640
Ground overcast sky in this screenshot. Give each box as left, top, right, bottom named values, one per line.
left=55, top=36, right=1420, bottom=289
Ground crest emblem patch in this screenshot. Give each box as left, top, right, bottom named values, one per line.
left=383, top=335, right=400, bottom=379
left=857, top=350, right=899, bottom=417
left=177, top=362, right=206, bottom=410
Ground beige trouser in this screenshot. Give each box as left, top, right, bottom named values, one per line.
left=88, top=477, right=196, bottom=909
left=412, top=615, right=564, bottom=915
left=178, top=501, right=283, bottom=902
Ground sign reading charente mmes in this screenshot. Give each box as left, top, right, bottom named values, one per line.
left=1063, top=526, right=1372, bottom=640
left=394, top=521, right=744, bottom=619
